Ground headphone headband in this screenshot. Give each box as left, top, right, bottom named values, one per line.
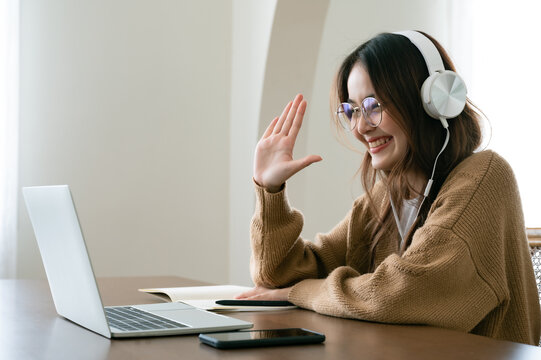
left=393, top=30, right=444, bottom=75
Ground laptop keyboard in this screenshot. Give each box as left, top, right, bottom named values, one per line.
left=105, top=306, right=188, bottom=332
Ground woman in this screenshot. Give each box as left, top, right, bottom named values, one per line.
left=238, top=31, right=540, bottom=345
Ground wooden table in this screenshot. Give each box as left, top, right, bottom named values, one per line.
left=2, top=276, right=540, bottom=359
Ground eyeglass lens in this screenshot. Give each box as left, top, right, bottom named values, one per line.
left=337, top=97, right=382, bottom=130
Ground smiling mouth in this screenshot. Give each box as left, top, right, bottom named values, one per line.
left=368, top=137, right=392, bottom=148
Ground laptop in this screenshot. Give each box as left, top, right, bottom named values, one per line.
left=22, top=185, right=253, bottom=338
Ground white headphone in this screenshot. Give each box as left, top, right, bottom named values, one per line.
left=394, top=31, right=467, bottom=129
left=390, top=31, right=468, bottom=243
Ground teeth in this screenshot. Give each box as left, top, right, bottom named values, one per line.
left=369, top=137, right=391, bottom=148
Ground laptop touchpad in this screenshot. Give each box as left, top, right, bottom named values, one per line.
left=153, top=308, right=232, bottom=327
left=134, top=302, right=193, bottom=311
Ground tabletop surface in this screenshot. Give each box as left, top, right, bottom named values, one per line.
left=2, top=276, right=540, bottom=360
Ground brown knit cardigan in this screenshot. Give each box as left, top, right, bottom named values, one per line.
left=250, top=150, right=540, bottom=345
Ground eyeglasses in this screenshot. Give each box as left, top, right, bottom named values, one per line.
left=336, top=97, right=383, bottom=130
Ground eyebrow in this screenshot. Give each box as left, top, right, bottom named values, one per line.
left=347, top=94, right=376, bottom=105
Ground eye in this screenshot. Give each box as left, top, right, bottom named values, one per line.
left=336, top=103, right=359, bottom=130
left=362, top=97, right=381, bottom=115
left=341, top=103, right=354, bottom=119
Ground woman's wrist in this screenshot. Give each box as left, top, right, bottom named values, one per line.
left=265, top=185, right=283, bottom=193
left=253, top=178, right=283, bottom=193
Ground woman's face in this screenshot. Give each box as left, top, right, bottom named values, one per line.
left=347, top=63, right=408, bottom=171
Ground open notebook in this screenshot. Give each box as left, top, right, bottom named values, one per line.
left=139, top=285, right=297, bottom=311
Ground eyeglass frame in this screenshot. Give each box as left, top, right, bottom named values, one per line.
left=335, top=96, right=383, bottom=130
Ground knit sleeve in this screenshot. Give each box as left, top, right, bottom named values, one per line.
left=288, top=225, right=499, bottom=332
left=249, top=181, right=355, bottom=288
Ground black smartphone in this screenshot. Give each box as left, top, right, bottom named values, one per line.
left=198, top=328, right=325, bottom=349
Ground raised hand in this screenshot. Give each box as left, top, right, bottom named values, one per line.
left=253, top=94, right=322, bottom=192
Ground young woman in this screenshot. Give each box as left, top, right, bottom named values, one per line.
left=238, top=31, right=540, bottom=345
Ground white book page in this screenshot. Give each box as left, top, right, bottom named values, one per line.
left=180, top=299, right=297, bottom=311
left=139, top=285, right=297, bottom=311
left=139, top=285, right=252, bottom=302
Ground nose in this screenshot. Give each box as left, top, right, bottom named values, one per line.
left=355, top=114, right=372, bottom=135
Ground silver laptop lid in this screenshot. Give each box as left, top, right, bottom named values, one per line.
left=22, top=185, right=111, bottom=338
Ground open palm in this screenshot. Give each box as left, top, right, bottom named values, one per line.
left=253, top=94, right=322, bottom=192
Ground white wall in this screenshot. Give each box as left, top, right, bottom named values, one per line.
left=291, top=0, right=451, bottom=241
left=16, top=0, right=455, bottom=284
left=18, top=0, right=233, bottom=283
left=228, top=0, right=329, bottom=285
left=229, top=0, right=277, bottom=285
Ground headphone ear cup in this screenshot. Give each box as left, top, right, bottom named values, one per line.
left=421, top=70, right=467, bottom=120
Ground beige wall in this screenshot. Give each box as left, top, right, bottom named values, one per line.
left=18, top=0, right=233, bottom=283
left=297, top=0, right=450, bottom=241
left=17, top=0, right=453, bottom=284
left=228, top=0, right=277, bottom=285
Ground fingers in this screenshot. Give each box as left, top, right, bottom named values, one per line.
left=261, top=117, right=279, bottom=139
left=287, top=99, right=306, bottom=139
left=287, top=155, right=323, bottom=178
left=235, top=286, right=269, bottom=299
left=239, top=293, right=266, bottom=300
left=272, top=100, right=293, bottom=135
left=304, top=154, right=323, bottom=165
left=242, top=287, right=290, bottom=301
left=274, top=94, right=303, bottom=134
left=235, top=289, right=256, bottom=299
left=281, top=96, right=306, bottom=136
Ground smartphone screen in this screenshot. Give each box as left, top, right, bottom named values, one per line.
left=199, top=328, right=325, bottom=349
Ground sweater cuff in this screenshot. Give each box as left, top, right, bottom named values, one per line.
left=288, top=278, right=325, bottom=310
left=253, top=179, right=295, bottom=227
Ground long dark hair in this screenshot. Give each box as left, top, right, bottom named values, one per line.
left=331, top=31, right=482, bottom=270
